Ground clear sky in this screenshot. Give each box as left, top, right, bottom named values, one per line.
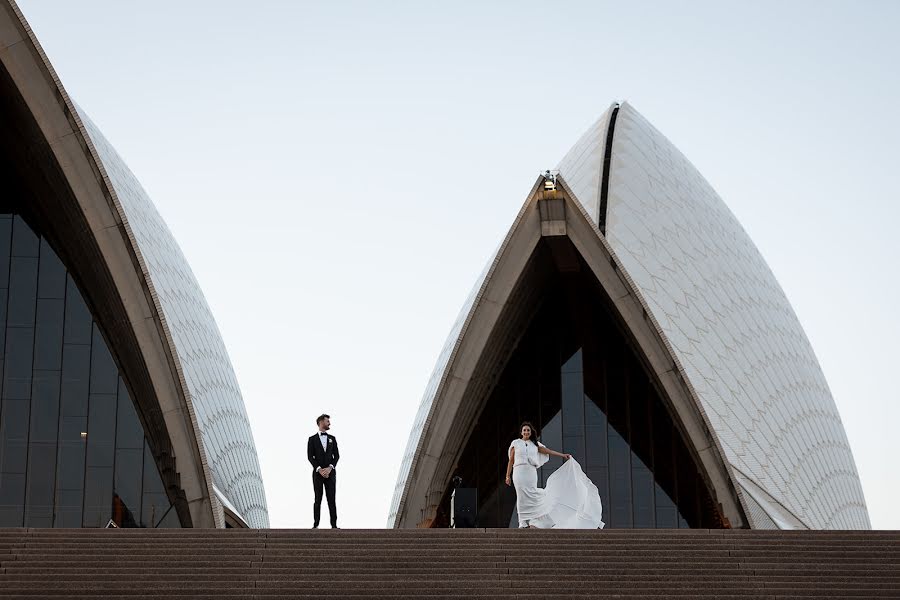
left=18, top=1, right=899, bottom=529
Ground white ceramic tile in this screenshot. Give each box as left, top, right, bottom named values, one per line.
left=81, top=113, right=269, bottom=528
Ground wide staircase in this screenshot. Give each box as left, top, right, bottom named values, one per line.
left=0, top=528, right=897, bottom=599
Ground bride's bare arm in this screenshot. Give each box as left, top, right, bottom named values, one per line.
left=538, top=445, right=572, bottom=460
left=505, top=449, right=514, bottom=486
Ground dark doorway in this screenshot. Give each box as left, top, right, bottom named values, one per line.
left=437, top=240, right=726, bottom=528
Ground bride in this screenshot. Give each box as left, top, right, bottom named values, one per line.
left=505, top=421, right=605, bottom=529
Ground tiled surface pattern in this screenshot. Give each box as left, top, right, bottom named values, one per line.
left=596, top=102, right=868, bottom=529
left=81, top=114, right=269, bottom=528
left=554, top=105, right=614, bottom=222
left=738, top=486, right=779, bottom=530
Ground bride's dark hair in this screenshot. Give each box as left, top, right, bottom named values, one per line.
left=519, top=421, right=538, bottom=444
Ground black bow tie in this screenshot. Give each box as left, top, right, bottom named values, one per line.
left=319, top=433, right=327, bottom=436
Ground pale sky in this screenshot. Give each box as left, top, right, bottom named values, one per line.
left=18, top=1, right=899, bottom=530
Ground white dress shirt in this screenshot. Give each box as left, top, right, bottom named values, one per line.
left=316, top=431, right=333, bottom=473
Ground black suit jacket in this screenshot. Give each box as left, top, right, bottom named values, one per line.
left=308, top=433, right=339, bottom=472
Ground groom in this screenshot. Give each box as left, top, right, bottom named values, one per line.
left=307, top=414, right=339, bottom=528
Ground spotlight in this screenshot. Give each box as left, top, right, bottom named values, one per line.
left=542, top=170, right=557, bottom=191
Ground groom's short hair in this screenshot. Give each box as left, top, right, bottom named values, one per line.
left=316, top=414, right=330, bottom=425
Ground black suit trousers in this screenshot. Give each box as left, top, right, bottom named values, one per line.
left=312, top=470, right=337, bottom=527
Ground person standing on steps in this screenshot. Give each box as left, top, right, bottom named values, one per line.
left=505, top=421, right=605, bottom=529
left=308, top=414, right=339, bottom=528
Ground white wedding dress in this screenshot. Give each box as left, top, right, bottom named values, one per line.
left=509, top=438, right=605, bottom=529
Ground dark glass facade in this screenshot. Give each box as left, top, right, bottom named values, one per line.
left=0, top=212, right=178, bottom=528
left=438, top=243, right=726, bottom=528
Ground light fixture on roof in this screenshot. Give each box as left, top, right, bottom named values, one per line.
left=542, top=170, right=557, bottom=191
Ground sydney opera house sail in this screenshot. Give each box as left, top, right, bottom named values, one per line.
left=390, top=102, right=869, bottom=530
left=0, top=1, right=267, bottom=528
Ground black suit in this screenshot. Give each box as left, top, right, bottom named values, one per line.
left=307, top=432, right=339, bottom=527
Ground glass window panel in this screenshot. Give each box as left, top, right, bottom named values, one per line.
left=0, top=399, right=28, bottom=474
left=54, top=489, right=83, bottom=528
left=561, top=371, right=584, bottom=429
left=0, top=291, right=7, bottom=359
left=25, top=443, right=56, bottom=526
left=517, top=347, right=542, bottom=424
left=585, top=395, right=608, bottom=469
left=585, top=390, right=606, bottom=427
left=142, top=492, right=169, bottom=529
left=155, top=505, right=181, bottom=528
left=631, top=458, right=655, bottom=528
left=651, top=401, right=677, bottom=505
left=141, top=442, right=169, bottom=528
left=142, top=441, right=165, bottom=494
left=538, top=411, right=562, bottom=484
left=655, top=483, right=679, bottom=528
left=60, top=344, right=90, bottom=417
left=586, top=466, right=609, bottom=507
left=561, top=348, right=583, bottom=374
left=115, top=381, right=144, bottom=450
left=27, top=515, right=53, bottom=528
left=58, top=414, right=88, bottom=443
left=608, top=427, right=632, bottom=528
left=11, top=216, right=39, bottom=258
left=86, top=394, right=116, bottom=468
left=33, top=298, right=64, bottom=371
left=82, top=466, right=113, bottom=527
left=507, top=506, right=519, bottom=529
left=0, top=216, right=12, bottom=286
left=0, top=212, right=174, bottom=529
left=56, top=416, right=87, bottom=491
left=113, top=448, right=142, bottom=527
left=628, top=378, right=654, bottom=468
left=0, top=472, right=25, bottom=526
left=89, top=326, right=117, bottom=395
left=605, top=361, right=628, bottom=439
left=29, top=371, right=60, bottom=443
left=37, top=239, right=66, bottom=299
left=7, top=256, right=38, bottom=327
left=3, top=327, right=34, bottom=400
left=472, top=403, right=498, bottom=525
left=676, top=441, right=700, bottom=527
left=561, top=369, right=585, bottom=461
left=63, top=276, right=92, bottom=345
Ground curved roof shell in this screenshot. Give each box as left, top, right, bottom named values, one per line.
left=0, top=0, right=267, bottom=527
left=591, top=102, right=866, bottom=529
left=81, top=117, right=269, bottom=528
left=390, top=101, right=868, bottom=530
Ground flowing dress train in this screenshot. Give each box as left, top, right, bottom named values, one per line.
left=509, top=438, right=605, bottom=529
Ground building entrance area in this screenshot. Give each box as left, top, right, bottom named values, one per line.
left=0, top=204, right=179, bottom=528
left=436, top=241, right=727, bottom=528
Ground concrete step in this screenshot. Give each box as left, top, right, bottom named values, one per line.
left=1, top=528, right=897, bottom=599
left=4, top=590, right=897, bottom=600
left=18, top=545, right=891, bottom=552
left=5, top=530, right=896, bottom=539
